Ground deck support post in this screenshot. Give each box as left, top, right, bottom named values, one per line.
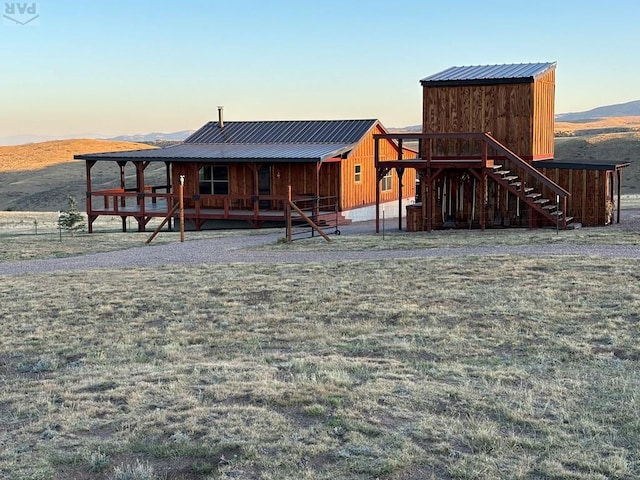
left=179, top=175, right=185, bottom=242
left=135, top=161, right=146, bottom=232
left=480, top=172, right=486, bottom=231
left=616, top=168, right=622, bottom=224
left=165, top=161, right=172, bottom=230
left=375, top=136, right=380, bottom=233
left=85, top=160, right=96, bottom=233
left=396, top=167, right=404, bottom=231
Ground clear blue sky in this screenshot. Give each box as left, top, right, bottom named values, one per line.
left=1, top=0, right=638, bottom=140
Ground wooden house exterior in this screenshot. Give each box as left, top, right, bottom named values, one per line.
left=75, top=119, right=416, bottom=232
left=375, top=62, right=628, bottom=231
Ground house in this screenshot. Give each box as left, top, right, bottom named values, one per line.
left=75, top=115, right=417, bottom=233
left=374, top=62, right=629, bottom=231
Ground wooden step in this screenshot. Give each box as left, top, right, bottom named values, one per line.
left=534, top=198, right=550, bottom=205
left=494, top=170, right=510, bottom=176
left=524, top=187, right=534, bottom=193
left=503, top=175, right=519, bottom=182
left=526, top=192, right=541, bottom=199
left=542, top=205, right=557, bottom=211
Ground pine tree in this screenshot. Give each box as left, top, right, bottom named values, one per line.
left=58, top=195, right=85, bottom=235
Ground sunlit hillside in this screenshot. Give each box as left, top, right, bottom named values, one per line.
left=0, top=139, right=155, bottom=173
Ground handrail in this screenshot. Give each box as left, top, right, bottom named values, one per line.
left=482, top=133, right=570, bottom=198
left=373, top=131, right=571, bottom=199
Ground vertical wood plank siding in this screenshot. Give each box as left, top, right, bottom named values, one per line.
left=340, top=125, right=417, bottom=210
left=169, top=126, right=416, bottom=213
left=422, top=73, right=555, bottom=161
left=540, top=167, right=611, bottom=226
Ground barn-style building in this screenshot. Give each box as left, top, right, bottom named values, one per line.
left=375, top=62, right=629, bottom=230
left=75, top=118, right=416, bottom=232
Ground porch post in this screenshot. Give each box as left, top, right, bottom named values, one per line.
left=135, top=161, right=146, bottom=232
left=425, top=169, right=431, bottom=232
left=617, top=168, right=622, bottom=224
left=85, top=160, right=96, bottom=233
left=396, top=167, right=404, bottom=231
left=375, top=136, right=380, bottom=233
left=480, top=172, right=486, bottom=231
left=396, top=138, right=404, bottom=231
left=315, top=162, right=321, bottom=219
left=166, top=161, right=172, bottom=230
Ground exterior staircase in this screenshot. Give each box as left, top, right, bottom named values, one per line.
left=487, top=166, right=573, bottom=228
left=483, top=134, right=573, bottom=229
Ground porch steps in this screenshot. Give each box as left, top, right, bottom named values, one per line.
left=488, top=165, right=573, bottom=229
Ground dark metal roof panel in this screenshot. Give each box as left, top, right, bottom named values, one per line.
left=420, top=62, right=556, bottom=87
left=535, top=159, right=630, bottom=171
left=184, top=119, right=378, bottom=144
left=74, top=142, right=355, bottom=163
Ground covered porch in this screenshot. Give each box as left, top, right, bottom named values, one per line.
left=82, top=158, right=341, bottom=232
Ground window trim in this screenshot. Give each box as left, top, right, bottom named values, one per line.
left=354, top=164, right=362, bottom=183
left=199, top=165, right=229, bottom=195
left=381, top=170, right=392, bottom=191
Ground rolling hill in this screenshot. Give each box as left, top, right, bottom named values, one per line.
left=0, top=128, right=638, bottom=212
left=556, top=100, right=640, bottom=122
left=0, top=139, right=157, bottom=211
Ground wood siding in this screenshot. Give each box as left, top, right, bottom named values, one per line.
left=422, top=71, right=555, bottom=161
left=169, top=125, right=416, bottom=214
left=540, top=167, right=613, bottom=226
left=341, top=124, right=417, bottom=210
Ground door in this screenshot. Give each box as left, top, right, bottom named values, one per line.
left=258, top=165, right=271, bottom=209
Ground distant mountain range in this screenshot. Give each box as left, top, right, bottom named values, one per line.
left=107, top=130, right=195, bottom=143
left=3, top=100, right=640, bottom=146
left=555, top=100, right=640, bottom=122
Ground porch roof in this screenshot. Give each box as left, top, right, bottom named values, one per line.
left=535, top=159, right=630, bottom=171
left=74, top=142, right=355, bottom=163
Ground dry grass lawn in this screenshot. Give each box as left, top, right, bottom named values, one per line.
left=1, top=219, right=640, bottom=479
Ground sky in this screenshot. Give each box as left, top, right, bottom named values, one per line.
left=1, top=0, right=639, bottom=143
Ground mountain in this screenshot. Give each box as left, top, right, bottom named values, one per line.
left=556, top=100, right=640, bottom=122
left=107, top=130, right=194, bottom=143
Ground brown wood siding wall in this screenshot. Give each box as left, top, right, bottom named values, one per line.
left=540, top=167, right=611, bottom=226
left=340, top=125, right=417, bottom=210
left=532, top=69, right=555, bottom=160
left=422, top=72, right=555, bottom=161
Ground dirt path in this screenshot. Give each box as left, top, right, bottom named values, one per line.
left=1, top=219, right=639, bottom=276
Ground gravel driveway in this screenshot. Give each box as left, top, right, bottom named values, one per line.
left=1, top=217, right=639, bottom=276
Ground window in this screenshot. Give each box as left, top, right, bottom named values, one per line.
left=354, top=164, right=362, bottom=183
left=381, top=170, right=392, bottom=191
left=199, top=165, right=229, bottom=194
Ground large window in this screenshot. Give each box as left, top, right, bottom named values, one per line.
left=381, top=170, right=392, bottom=191
left=199, top=165, right=229, bottom=194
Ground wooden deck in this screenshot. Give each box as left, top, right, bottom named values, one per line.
left=86, top=191, right=344, bottom=232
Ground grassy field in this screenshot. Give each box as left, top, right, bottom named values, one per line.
left=1, top=209, right=640, bottom=479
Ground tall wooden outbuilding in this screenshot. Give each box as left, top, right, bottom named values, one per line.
left=375, top=62, right=629, bottom=230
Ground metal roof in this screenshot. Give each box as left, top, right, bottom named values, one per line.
left=184, top=119, right=378, bottom=144
left=74, top=142, right=356, bottom=163
left=420, top=62, right=556, bottom=87
left=75, top=119, right=382, bottom=163
left=535, top=159, right=630, bottom=171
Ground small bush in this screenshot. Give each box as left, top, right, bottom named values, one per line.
left=110, top=459, right=157, bottom=480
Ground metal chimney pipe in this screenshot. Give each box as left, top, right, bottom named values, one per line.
left=217, top=106, right=224, bottom=128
